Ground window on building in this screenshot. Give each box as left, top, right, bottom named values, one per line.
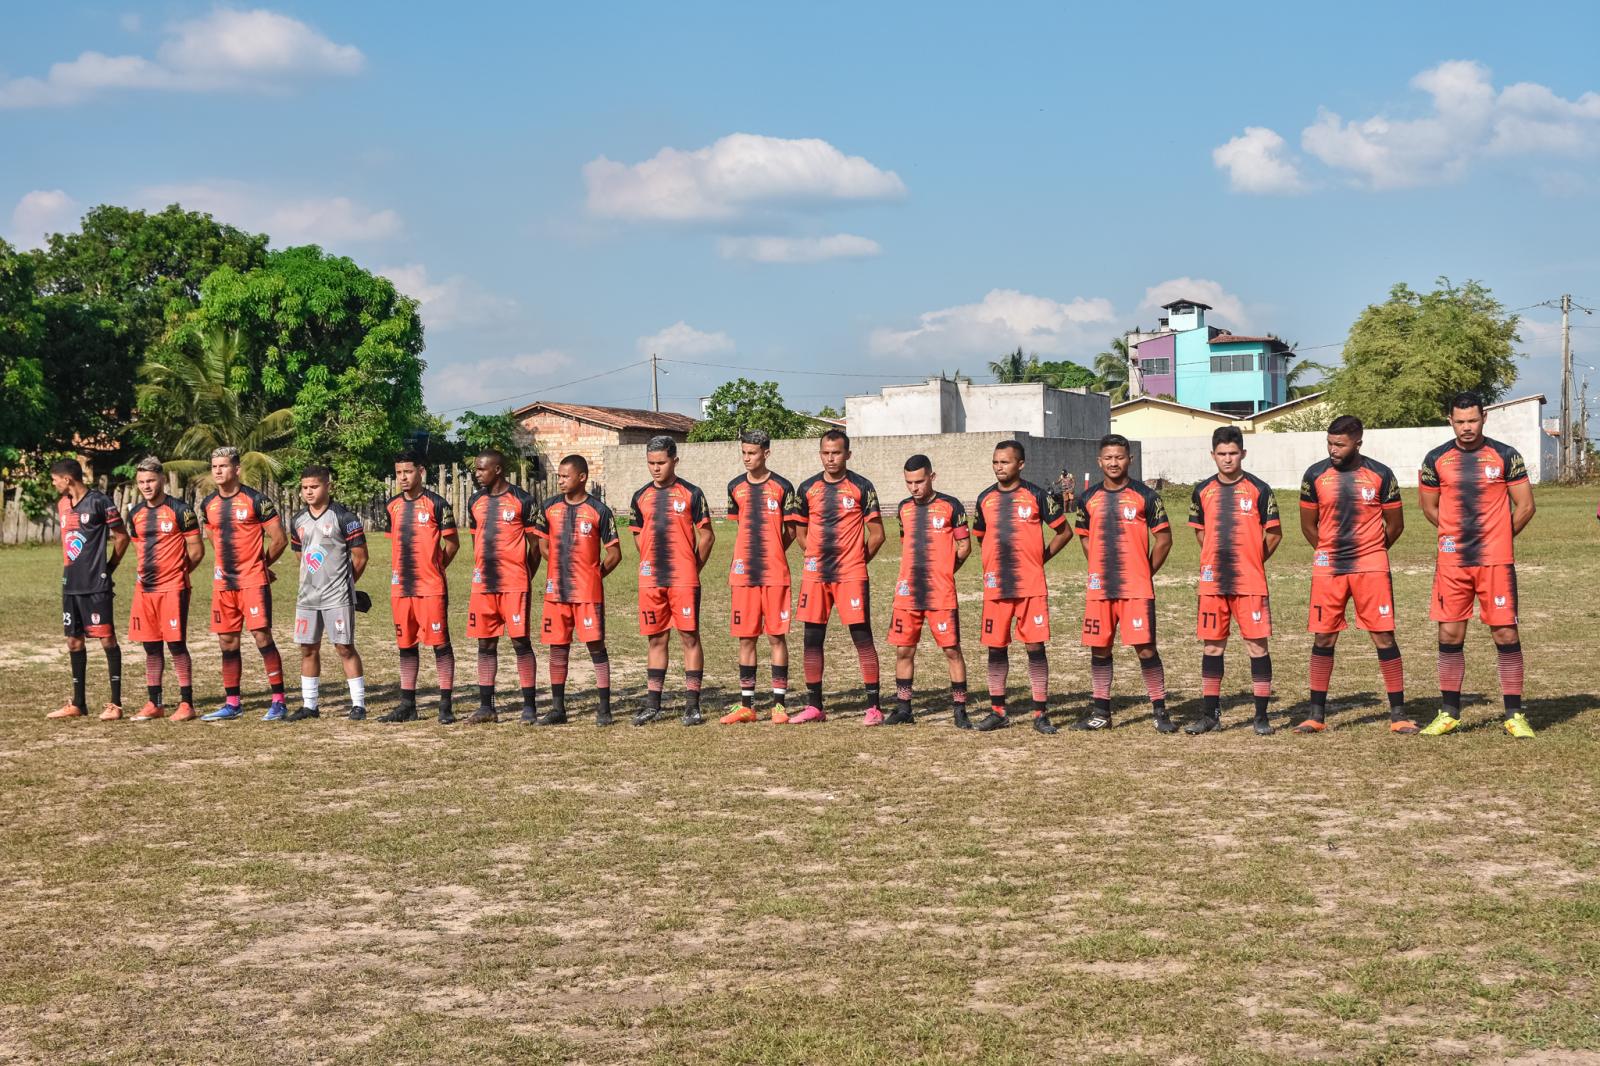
left=1140, top=358, right=1171, bottom=375
left=1211, top=401, right=1256, bottom=419
left=1210, top=353, right=1254, bottom=373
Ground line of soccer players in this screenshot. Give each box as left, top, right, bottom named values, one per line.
left=43, top=389, right=1538, bottom=737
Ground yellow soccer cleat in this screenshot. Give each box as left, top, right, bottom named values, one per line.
left=1418, top=710, right=1460, bottom=736
left=1503, top=712, right=1536, bottom=739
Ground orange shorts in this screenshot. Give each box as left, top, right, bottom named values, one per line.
left=1197, top=594, right=1271, bottom=641
left=210, top=586, right=273, bottom=634
left=1081, top=598, right=1156, bottom=647
left=1308, top=572, right=1395, bottom=633
left=542, top=601, right=606, bottom=644
left=888, top=607, right=960, bottom=648
left=639, top=586, right=699, bottom=635
left=730, top=585, right=791, bottom=637
left=797, top=580, right=870, bottom=626
left=981, top=596, right=1049, bottom=647
left=468, top=590, right=530, bottom=639
left=393, top=594, right=450, bottom=647
left=130, top=589, right=190, bottom=641
left=1431, top=564, right=1518, bottom=626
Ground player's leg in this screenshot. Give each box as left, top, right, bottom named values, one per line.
left=200, top=591, right=247, bottom=721
left=53, top=593, right=89, bottom=717
left=1191, top=636, right=1227, bottom=734
left=434, top=634, right=457, bottom=724
left=1245, top=637, right=1273, bottom=734
left=726, top=586, right=761, bottom=723
left=586, top=638, right=613, bottom=727
left=843, top=583, right=881, bottom=721
left=1074, top=600, right=1115, bottom=730
left=1018, top=599, right=1054, bottom=733
left=95, top=604, right=123, bottom=720
left=638, top=632, right=670, bottom=726
left=943, top=637, right=970, bottom=729
left=470, top=636, right=501, bottom=723
left=331, top=611, right=366, bottom=720
left=384, top=596, right=421, bottom=723
left=248, top=591, right=288, bottom=718
left=1349, top=573, right=1409, bottom=731
left=768, top=586, right=792, bottom=721
left=978, top=600, right=1012, bottom=731
left=1492, top=623, right=1530, bottom=736
left=542, top=641, right=571, bottom=724
left=1300, top=577, right=1345, bottom=732
left=892, top=641, right=917, bottom=724
left=680, top=621, right=705, bottom=726
left=292, top=633, right=323, bottom=722
left=1128, top=600, right=1173, bottom=733
left=511, top=634, right=538, bottom=724
left=1369, top=629, right=1413, bottom=732
left=139, top=639, right=166, bottom=718
left=726, top=635, right=759, bottom=723
left=793, top=582, right=830, bottom=722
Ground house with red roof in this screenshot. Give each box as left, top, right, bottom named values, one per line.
left=1130, top=298, right=1294, bottom=418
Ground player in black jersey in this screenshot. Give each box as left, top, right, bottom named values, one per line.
left=47, top=458, right=130, bottom=720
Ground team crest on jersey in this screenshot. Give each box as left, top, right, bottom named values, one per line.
left=579, top=520, right=593, bottom=534
left=234, top=507, right=250, bottom=520
left=897, top=581, right=911, bottom=597
left=672, top=499, right=686, bottom=513
left=1441, top=537, right=1456, bottom=553
left=501, top=508, right=515, bottom=521
left=319, top=520, right=333, bottom=534
left=1032, top=614, right=1044, bottom=625
left=1121, top=506, right=1137, bottom=521
left=305, top=547, right=327, bottom=573
left=1017, top=505, right=1033, bottom=519
left=840, top=495, right=855, bottom=510
left=932, top=515, right=946, bottom=529
left=1486, top=466, right=1501, bottom=480
left=64, top=531, right=85, bottom=561
left=850, top=598, right=861, bottom=608
left=1379, top=604, right=1390, bottom=616
left=417, top=511, right=430, bottom=524
left=1361, top=487, right=1377, bottom=501
left=1494, top=595, right=1506, bottom=607
left=160, top=519, right=174, bottom=532
left=1239, top=497, right=1254, bottom=513
left=765, top=497, right=779, bottom=511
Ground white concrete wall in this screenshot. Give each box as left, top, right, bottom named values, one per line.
left=845, top=378, right=1110, bottom=440
left=1133, top=397, right=1549, bottom=487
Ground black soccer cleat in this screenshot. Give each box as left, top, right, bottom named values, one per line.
left=974, top=711, right=1011, bottom=732
left=519, top=705, right=538, bottom=725
left=1032, top=714, right=1059, bottom=735
left=437, top=707, right=456, bottom=725
left=535, top=707, right=567, bottom=726
left=1071, top=713, right=1111, bottom=731
left=633, top=706, right=664, bottom=727
left=347, top=706, right=366, bottom=721
left=682, top=707, right=706, bottom=726
left=286, top=706, right=320, bottom=722
left=1153, top=713, right=1179, bottom=734
left=1183, top=715, right=1220, bottom=735
left=377, top=704, right=417, bottom=723
left=595, top=706, right=614, bottom=728
left=1252, top=715, right=1274, bottom=736
left=466, top=707, right=498, bottom=725
left=884, top=707, right=915, bottom=725
left=951, top=706, right=973, bottom=730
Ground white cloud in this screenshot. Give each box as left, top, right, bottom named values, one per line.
left=1140, top=278, right=1252, bottom=331
left=0, top=7, right=363, bottom=108
left=717, top=233, right=882, bottom=263
left=869, top=289, right=1116, bottom=360
left=379, top=263, right=516, bottom=332
left=8, top=189, right=80, bottom=249
left=138, top=181, right=400, bottom=244
left=1212, top=126, right=1307, bottom=194
left=636, top=321, right=735, bottom=358
left=585, top=133, right=905, bottom=221
left=425, top=350, right=574, bottom=410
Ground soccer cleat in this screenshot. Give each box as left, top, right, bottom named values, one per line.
left=377, top=705, right=418, bottom=723
left=1388, top=718, right=1420, bottom=735
left=1503, top=712, right=1536, bottom=739
left=885, top=707, right=915, bottom=725
left=1184, top=715, right=1221, bottom=735
left=682, top=707, right=706, bottom=726
left=1032, top=714, right=1058, bottom=735
left=437, top=707, right=457, bottom=725
left=519, top=705, right=537, bottom=726
left=131, top=702, right=164, bottom=722
left=1252, top=715, right=1274, bottom=736
left=48, top=703, right=85, bottom=719
left=951, top=706, right=973, bottom=730
left=99, top=702, right=124, bottom=721
left=200, top=703, right=243, bottom=722
left=285, top=706, right=320, bottom=722
left=1071, top=713, right=1111, bottom=731
left=535, top=708, right=568, bottom=726
left=769, top=707, right=790, bottom=724
left=720, top=706, right=758, bottom=725
left=632, top=706, right=663, bottom=727
left=347, top=706, right=367, bottom=721
left=863, top=706, right=885, bottom=727
left=467, top=707, right=499, bottom=725
left=170, top=701, right=196, bottom=723
left=975, top=711, right=1010, bottom=732
left=593, top=706, right=613, bottom=727
left=262, top=701, right=288, bottom=723
left=1419, top=710, right=1459, bottom=736
left=1293, top=717, right=1327, bottom=734
left=789, top=706, right=827, bottom=724
left=1153, top=713, right=1179, bottom=735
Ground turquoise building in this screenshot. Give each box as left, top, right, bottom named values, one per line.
left=1130, top=299, right=1291, bottom=418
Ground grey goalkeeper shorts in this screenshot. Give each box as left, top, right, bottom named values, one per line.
left=294, top=604, right=356, bottom=646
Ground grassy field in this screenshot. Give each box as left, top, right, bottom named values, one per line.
left=2, top=482, right=1597, bottom=1064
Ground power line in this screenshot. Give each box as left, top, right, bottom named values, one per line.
left=433, top=359, right=650, bottom=415
left=657, top=357, right=906, bottom=379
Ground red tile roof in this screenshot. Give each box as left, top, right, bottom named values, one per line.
left=513, top=401, right=697, bottom=434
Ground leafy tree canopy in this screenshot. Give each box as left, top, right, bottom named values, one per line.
left=455, top=410, right=531, bottom=460
left=689, top=378, right=821, bottom=442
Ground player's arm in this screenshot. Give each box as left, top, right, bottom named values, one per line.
left=107, top=524, right=131, bottom=572
left=953, top=533, right=971, bottom=571
left=184, top=532, right=204, bottom=570
left=1382, top=507, right=1404, bottom=547
left=1299, top=505, right=1318, bottom=548
left=1263, top=525, right=1283, bottom=561
left=601, top=540, right=622, bottom=577
left=1417, top=489, right=1440, bottom=528
left=695, top=523, right=715, bottom=570
left=350, top=542, right=368, bottom=581
left=440, top=530, right=460, bottom=567
left=263, top=516, right=288, bottom=565
left=863, top=516, right=886, bottom=562
left=1042, top=489, right=1071, bottom=562
left=1509, top=480, right=1536, bottom=535
left=1150, top=527, right=1173, bottom=574
left=781, top=522, right=796, bottom=550
left=1044, top=526, right=1072, bottom=562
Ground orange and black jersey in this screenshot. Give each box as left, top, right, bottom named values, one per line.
left=1188, top=472, right=1281, bottom=596
left=792, top=471, right=880, bottom=583
left=381, top=489, right=457, bottom=598
left=58, top=489, right=124, bottom=595
left=1075, top=479, right=1170, bottom=601
left=973, top=480, right=1066, bottom=600
left=534, top=493, right=619, bottom=603
left=726, top=473, right=796, bottom=587
left=1299, top=457, right=1402, bottom=575
left=199, top=486, right=281, bottom=591
left=467, top=484, right=540, bottom=593
left=1419, top=438, right=1527, bottom=567
left=125, top=496, right=200, bottom=593
left=629, top=479, right=711, bottom=589
left=894, top=493, right=969, bottom=611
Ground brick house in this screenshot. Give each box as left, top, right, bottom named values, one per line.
left=512, top=401, right=697, bottom=500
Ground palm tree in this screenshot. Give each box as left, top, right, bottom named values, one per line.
left=989, top=347, right=1038, bottom=383
left=1286, top=357, right=1324, bottom=399
left=1092, top=335, right=1131, bottom=402
left=133, top=325, right=294, bottom=488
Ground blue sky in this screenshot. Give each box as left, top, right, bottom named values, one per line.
left=5, top=2, right=1600, bottom=424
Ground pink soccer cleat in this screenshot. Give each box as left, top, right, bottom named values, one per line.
left=789, top=706, right=827, bottom=724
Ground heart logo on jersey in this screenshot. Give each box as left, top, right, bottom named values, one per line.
left=305, top=547, right=326, bottom=573
left=64, top=531, right=85, bottom=561
left=1486, top=466, right=1501, bottom=480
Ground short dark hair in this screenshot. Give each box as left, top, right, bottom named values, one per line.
left=739, top=429, right=771, bottom=448
left=559, top=454, right=588, bottom=475
left=1326, top=415, right=1364, bottom=438
left=1098, top=433, right=1130, bottom=453
left=646, top=435, right=677, bottom=457
left=994, top=439, right=1025, bottom=461
left=1211, top=426, right=1245, bottom=450
left=394, top=451, right=422, bottom=467
left=477, top=448, right=507, bottom=467
left=904, top=454, right=932, bottom=474
left=300, top=464, right=332, bottom=482
left=821, top=428, right=850, bottom=449
left=49, top=458, right=83, bottom=480
left=1448, top=391, right=1486, bottom=417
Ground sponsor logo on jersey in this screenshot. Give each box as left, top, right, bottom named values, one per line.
left=1441, top=537, right=1456, bottom=553
left=733, top=559, right=746, bottom=575
left=64, top=531, right=85, bottom=561
left=897, top=581, right=911, bottom=597
left=392, top=572, right=401, bottom=585
left=985, top=573, right=998, bottom=589
left=1088, top=573, right=1101, bottom=590
left=545, top=579, right=555, bottom=594
left=472, top=567, right=484, bottom=584
left=305, top=547, right=327, bottom=573
left=639, top=562, right=653, bottom=577
left=805, top=557, right=819, bottom=572
left=1314, top=551, right=1330, bottom=567
left=1201, top=565, right=1214, bottom=582
left=214, top=565, right=224, bottom=580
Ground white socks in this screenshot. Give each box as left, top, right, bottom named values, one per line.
left=301, top=675, right=320, bottom=709
left=347, top=675, right=366, bottom=709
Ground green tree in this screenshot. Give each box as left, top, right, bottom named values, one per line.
left=989, top=347, right=1038, bottom=383
left=455, top=410, right=530, bottom=458
left=689, top=378, right=819, bottom=442
left=1286, top=356, right=1324, bottom=399
left=1092, top=335, right=1131, bottom=403
left=1034, top=359, right=1097, bottom=389
left=0, top=239, right=49, bottom=455
left=1321, top=279, right=1519, bottom=428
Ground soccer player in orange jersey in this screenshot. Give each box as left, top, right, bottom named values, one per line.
left=887, top=454, right=971, bottom=727
left=198, top=447, right=290, bottom=722
left=46, top=457, right=129, bottom=721
left=630, top=436, right=715, bottom=725
left=465, top=449, right=542, bottom=725
left=124, top=457, right=203, bottom=721
left=721, top=430, right=797, bottom=724
left=534, top=455, right=622, bottom=726
left=971, top=441, right=1072, bottom=734
left=1073, top=434, right=1174, bottom=732
left=1417, top=392, right=1537, bottom=738
left=378, top=452, right=459, bottom=724
left=791, top=430, right=886, bottom=723
left=1186, top=427, right=1282, bottom=735
left=1297, top=416, right=1410, bottom=733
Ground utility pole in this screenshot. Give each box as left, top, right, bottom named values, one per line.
left=650, top=352, right=659, bottom=412
left=1561, top=294, right=1573, bottom=478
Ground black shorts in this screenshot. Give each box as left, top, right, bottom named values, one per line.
left=63, top=591, right=115, bottom=638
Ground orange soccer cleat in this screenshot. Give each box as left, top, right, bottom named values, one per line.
left=99, top=703, right=124, bottom=721
left=769, top=707, right=790, bottom=724
left=720, top=706, right=758, bottom=725
left=131, top=701, right=165, bottom=721
left=169, top=701, right=197, bottom=722
left=47, top=704, right=85, bottom=719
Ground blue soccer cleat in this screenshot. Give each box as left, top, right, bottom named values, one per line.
left=201, top=703, right=243, bottom=722
left=261, top=700, right=288, bottom=722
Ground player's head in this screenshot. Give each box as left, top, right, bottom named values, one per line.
left=134, top=456, right=166, bottom=502
left=646, top=435, right=678, bottom=485
left=473, top=448, right=506, bottom=489
left=209, top=446, right=241, bottom=490
left=1210, top=426, right=1246, bottom=477
left=819, top=429, right=850, bottom=476
left=557, top=454, right=589, bottom=495
left=49, top=457, right=84, bottom=494
left=992, top=440, right=1025, bottom=485
left=1447, top=391, right=1487, bottom=447
left=1325, top=415, right=1364, bottom=466
left=299, top=464, right=332, bottom=507
left=393, top=450, right=424, bottom=494
left=903, top=453, right=935, bottom=501
left=1097, top=434, right=1131, bottom=481
left=739, top=429, right=771, bottom=474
